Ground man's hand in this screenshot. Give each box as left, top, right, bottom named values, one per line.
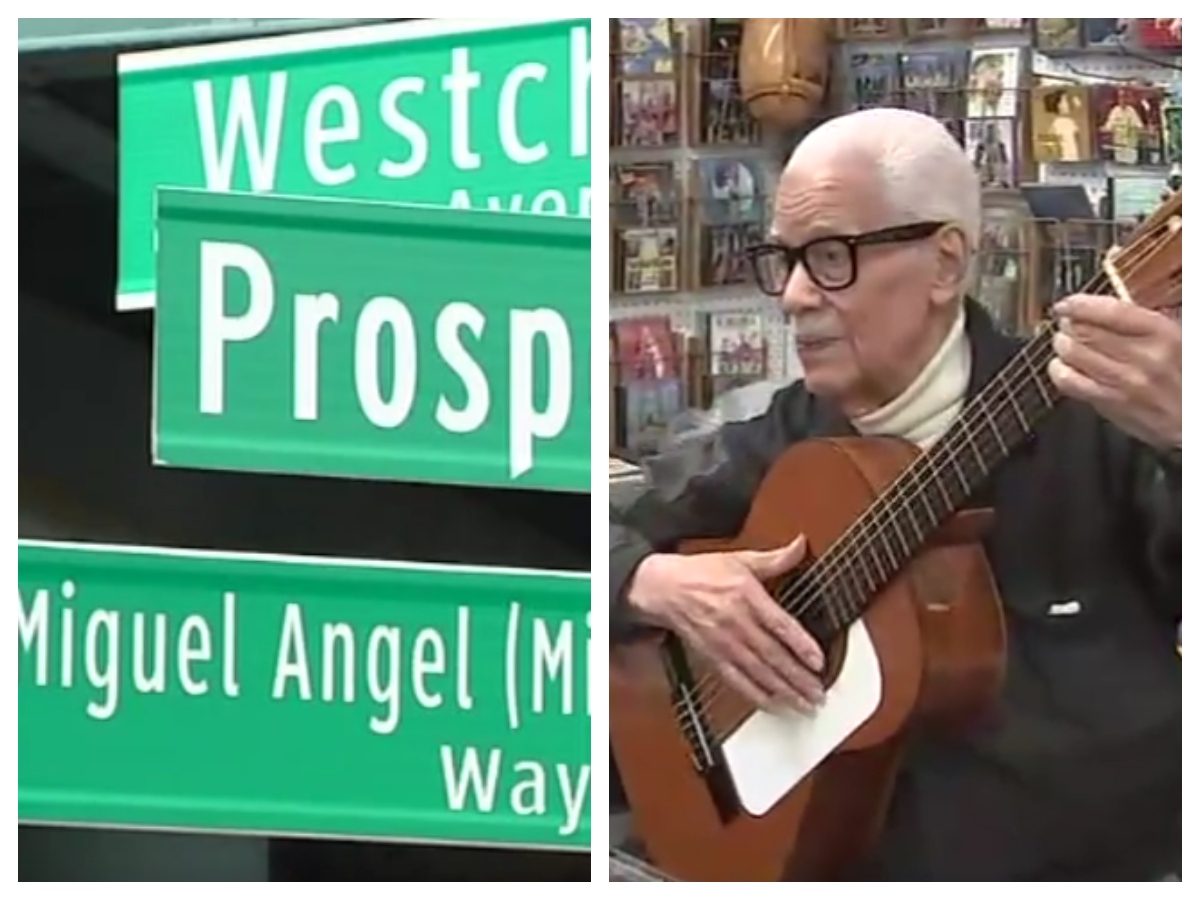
left=1050, top=294, right=1181, bottom=450
left=626, top=534, right=825, bottom=711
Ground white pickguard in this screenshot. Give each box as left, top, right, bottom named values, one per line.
left=721, top=619, right=882, bottom=817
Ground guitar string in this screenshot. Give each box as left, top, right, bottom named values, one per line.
left=669, top=224, right=1172, bottom=725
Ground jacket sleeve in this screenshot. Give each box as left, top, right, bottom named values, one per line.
left=610, top=385, right=810, bottom=639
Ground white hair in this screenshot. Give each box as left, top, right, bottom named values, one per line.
left=786, top=108, right=981, bottom=283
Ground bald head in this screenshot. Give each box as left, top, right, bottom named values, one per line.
left=782, top=109, right=981, bottom=254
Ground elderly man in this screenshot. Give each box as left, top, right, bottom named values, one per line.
left=610, top=108, right=1180, bottom=880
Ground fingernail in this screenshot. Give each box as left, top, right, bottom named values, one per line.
left=805, top=650, right=824, bottom=672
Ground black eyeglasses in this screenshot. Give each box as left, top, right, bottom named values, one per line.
left=746, top=221, right=947, bottom=294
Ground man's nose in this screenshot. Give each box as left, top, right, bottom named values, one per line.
left=779, top=261, right=825, bottom=317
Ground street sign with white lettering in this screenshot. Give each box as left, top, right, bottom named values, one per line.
left=18, top=540, right=590, bottom=847
left=153, top=188, right=588, bottom=491
left=118, top=17, right=591, bottom=310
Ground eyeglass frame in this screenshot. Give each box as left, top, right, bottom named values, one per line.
left=746, top=220, right=949, bottom=294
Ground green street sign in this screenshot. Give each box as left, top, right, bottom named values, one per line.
left=18, top=540, right=590, bottom=848
left=153, top=188, right=589, bottom=491
left=118, top=17, right=591, bottom=310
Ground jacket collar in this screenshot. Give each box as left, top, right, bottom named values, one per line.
left=806, top=299, right=1021, bottom=439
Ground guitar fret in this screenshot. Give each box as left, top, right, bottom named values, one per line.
left=982, top=404, right=1006, bottom=455
left=1024, top=350, right=1053, bottom=408
left=965, top=427, right=987, bottom=472
left=950, top=455, right=971, bottom=495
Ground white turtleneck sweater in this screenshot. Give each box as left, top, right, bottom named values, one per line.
left=851, top=307, right=970, bottom=450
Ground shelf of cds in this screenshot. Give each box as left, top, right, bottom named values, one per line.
left=608, top=18, right=1182, bottom=459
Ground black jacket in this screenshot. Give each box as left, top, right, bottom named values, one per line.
left=610, top=302, right=1181, bottom=880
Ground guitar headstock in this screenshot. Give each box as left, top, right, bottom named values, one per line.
left=1102, top=189, right=1182, bottom=321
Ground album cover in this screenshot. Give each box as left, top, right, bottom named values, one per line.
left=905, top=19, right=953, bottom=39
left=1031, top=85, right=1094, bottom=163
left=902, top=51, right=968, bottom=121
left=973, top=19, right=1025, bottom=33
left=1083, top=18, right=1129, bottom=47
left=849, top=53, right=902, bottom=109
left=1137, top=18, right=1182, bottom=50
left=620, top=79, right=679, bottom=147
left=619, top=228, right=679, bottom=295
left=623, top=377, right=684, bottom=457
left=1111, top=175, right=1171, bottom=221
left=966, top=119, right=1017, bottom=189
left=1094, top=85, right=1164, bottom=165
left=613, top=162, right=679, bottom=228
left=701, top=222, right=764, bottom=287
left=967, top=48, right=1021, bottom=119
left=699, top=19, right=759, bottom=145
left=839, top=19, right=903, bottom=40
left=1165, top=106, right=1182, bottom=165
left=613, top=315, right=678, bottom=383
left=708, top=312, right=767, bottom=377
left=1035, top=19, right=1081, bottom=50
left=979, top=208, right=1024, bottom=279
left=696, top=157, right=767, bottom=226
left=617, top=19, right=675, bottom=76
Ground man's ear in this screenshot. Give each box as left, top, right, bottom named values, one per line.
left=931, top=225, right=971, bottom=309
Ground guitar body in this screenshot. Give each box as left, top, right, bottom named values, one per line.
left=610, top=436, right=1007, bottom=880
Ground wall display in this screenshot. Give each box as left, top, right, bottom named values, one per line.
left=611, top=17, right=1183, bottom=435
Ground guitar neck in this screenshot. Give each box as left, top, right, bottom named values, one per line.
left=783, top=325, right=1059, bottom=632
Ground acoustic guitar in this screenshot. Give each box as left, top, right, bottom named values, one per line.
left=610, top=193, right=1181, bottom=881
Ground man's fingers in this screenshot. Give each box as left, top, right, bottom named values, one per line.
left=1054, top=294, right=1159, bottom=337
left=1052, top=329, right=1139, bottom=394
left=746, top=585, right=826, bottom=674
left=1048, top=357, right=1122, bottom=407
left=722, top=642, right=819, bottom=713
left=735, top=533, right=808, bottom=579
left=717, top=661, right=773, bottom=710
